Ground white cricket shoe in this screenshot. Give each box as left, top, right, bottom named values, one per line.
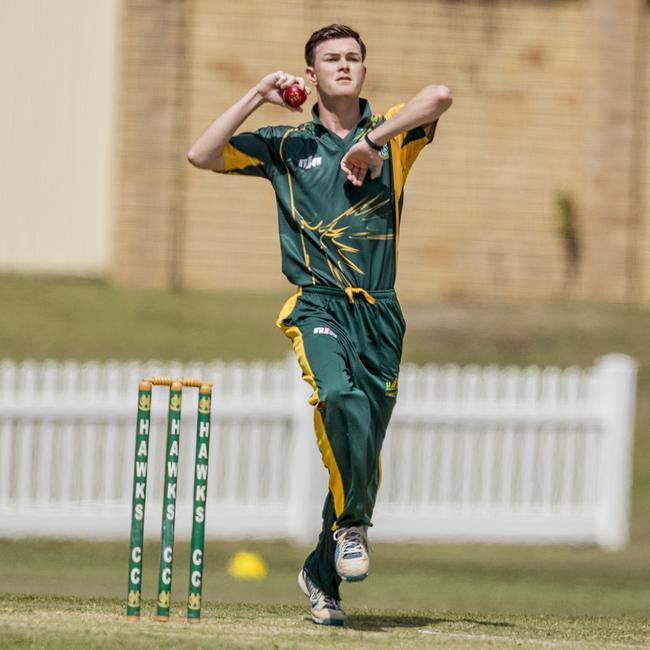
left=333, top=526, right=369, bottom=582
left=298, top=569, right=346, bottom=626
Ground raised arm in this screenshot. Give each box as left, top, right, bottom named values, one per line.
left=187, top=71, right=309, bottom=172
left=340, top=84, right=452, bottom=186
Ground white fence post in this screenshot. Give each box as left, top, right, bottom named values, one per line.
left=593, top=354, right=638, bottom=550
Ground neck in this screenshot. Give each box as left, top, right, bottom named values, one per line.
left=316, top=95, right=362, bottom=138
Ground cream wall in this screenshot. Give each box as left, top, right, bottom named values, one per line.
left=0, top=0, right=119, bottom=274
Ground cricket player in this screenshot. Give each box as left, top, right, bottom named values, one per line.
left=188, top=24, right=452, bottom=626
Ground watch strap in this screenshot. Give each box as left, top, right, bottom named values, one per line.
left=364, top=133, right=383, bottom=151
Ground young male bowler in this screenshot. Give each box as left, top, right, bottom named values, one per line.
left=188, top=24, right=452, bottom=626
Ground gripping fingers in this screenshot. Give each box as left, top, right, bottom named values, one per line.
left=275, top=71, right=307, bottom=91
left=279, top=75, right=297, bottom=89
left=281, top=76, right=307, bottom=91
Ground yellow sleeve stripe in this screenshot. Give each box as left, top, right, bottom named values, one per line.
left=222, top=142, right=265, bottom=173
left=400, top=137, right=428, bottom=178
left=389, top=138, right=404, bottom=270
left=389, top=138, right=406, bottom=205
left=384, top=103, right=405, bottom=120
left=384, top=103, right=432, bottom=178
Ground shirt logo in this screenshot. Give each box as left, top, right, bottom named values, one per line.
left=313, top=326, right=337, bottom=338
left=298, top=155, right=322, bottom=170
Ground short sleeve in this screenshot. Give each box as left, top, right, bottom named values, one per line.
left=384, top=104, right=438, bottom=179
left=217, top=126, right=286, bottom=180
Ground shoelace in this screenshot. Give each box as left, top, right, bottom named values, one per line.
left=321, top=594, right=341, bottom=610
left=334, top=527, right=367, bottom=558
left=305, top=573, right=342, bottom=611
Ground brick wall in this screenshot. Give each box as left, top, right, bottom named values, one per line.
left=112, top=0, right=188, bottom=288
left=112, top=0, right=650, bottom=302
left=640, top=4, right=650, bottom=303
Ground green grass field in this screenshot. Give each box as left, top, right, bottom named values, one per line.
left=1, top=275, right=649, bottom=648
left=1, top=539, right=649, bottom=648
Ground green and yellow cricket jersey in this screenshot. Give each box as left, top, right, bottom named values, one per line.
left=217, top=99, right=437, bottom=291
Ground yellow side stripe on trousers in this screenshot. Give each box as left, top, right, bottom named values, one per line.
left=276, top=290, right=346, bottom=519
left=314, top=408, right=345, bottom=520
left=275, top=288, right=301, bottom=327
left=281, top=324, right=320, bottom=406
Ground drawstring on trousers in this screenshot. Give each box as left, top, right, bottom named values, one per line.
left=344, top=287, right=376, bottom=305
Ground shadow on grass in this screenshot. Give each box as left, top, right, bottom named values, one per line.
left=345, top=614, right=514, bottom=632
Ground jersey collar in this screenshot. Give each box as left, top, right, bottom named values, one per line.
left=311, top=98, right=373, bottom=142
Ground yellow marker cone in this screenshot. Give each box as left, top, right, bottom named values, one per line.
left=226, top=551, right=268, bottom=580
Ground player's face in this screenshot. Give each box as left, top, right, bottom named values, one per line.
left=307, top=38, right=366, bottom=99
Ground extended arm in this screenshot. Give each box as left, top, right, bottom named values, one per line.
left=340, top=84, right=452, bottom=186
left=187, top=71, right=309, bottom=172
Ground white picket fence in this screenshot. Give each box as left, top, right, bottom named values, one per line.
left=0, top=355, right=637, bottom=549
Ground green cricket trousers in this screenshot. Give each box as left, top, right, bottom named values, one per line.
left=277, top=285, right=406, bottom=600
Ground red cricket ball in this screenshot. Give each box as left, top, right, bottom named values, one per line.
left=282, top=84, right=307, bottom=108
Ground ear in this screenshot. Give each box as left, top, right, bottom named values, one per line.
left=305, top=66, right=317, bottom=85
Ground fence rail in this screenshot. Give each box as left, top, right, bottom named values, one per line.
left=0, top=355, right=637, bottom=549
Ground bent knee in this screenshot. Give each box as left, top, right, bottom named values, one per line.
left=318, top=385, right=367, bottom=410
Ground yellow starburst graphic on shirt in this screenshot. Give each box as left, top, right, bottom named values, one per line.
left=298, top=194, right=393, bottom=287
left=279, top=124, right=395, bottom=287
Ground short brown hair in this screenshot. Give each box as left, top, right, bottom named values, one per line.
left=304, top=24, right=367, bottom=67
